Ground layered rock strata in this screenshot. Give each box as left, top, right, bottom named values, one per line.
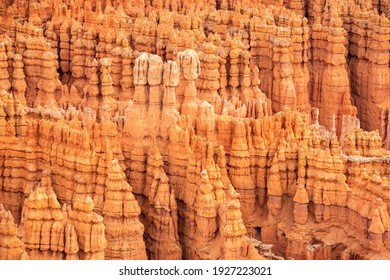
left=0, top=0, right=389, bottom=261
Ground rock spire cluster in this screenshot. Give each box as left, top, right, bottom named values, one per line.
left=0, top=0, right=390, bottom=260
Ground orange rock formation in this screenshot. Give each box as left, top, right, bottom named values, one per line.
left=0, top=0, right=390, bottom=260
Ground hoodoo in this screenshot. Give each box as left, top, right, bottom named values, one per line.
left=0, top=0, right=389, bottom=260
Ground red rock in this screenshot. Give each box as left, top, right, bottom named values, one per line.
left=0, top=204, right=28, bottom=259
left=0, top=0, right=389, bottom=261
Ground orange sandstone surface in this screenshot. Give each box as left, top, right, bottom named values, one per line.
left=0, top=0, right=389, bottom=260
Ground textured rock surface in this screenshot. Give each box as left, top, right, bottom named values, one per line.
left=0, top=0, right=390, bottom=260
left=0, top=204, right=28, bottom=259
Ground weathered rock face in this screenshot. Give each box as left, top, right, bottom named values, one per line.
left=271, top=30, right=297, bottom=112
left=0, top=0, right=390, bottom=261
left=21, top=187, right=66, bottom=260
left=67, top=195, right=107, bottom=260
left=103, top=158, right=147, bottom=260
left=144, top=144, right=182, bottom=260
left=0, top=204, right=28, bottom=260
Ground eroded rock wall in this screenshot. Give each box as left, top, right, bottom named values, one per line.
left=0, top=0, right=389, bottom=260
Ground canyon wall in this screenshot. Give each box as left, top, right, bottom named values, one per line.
left=0, top=0, right=389, bottom=260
